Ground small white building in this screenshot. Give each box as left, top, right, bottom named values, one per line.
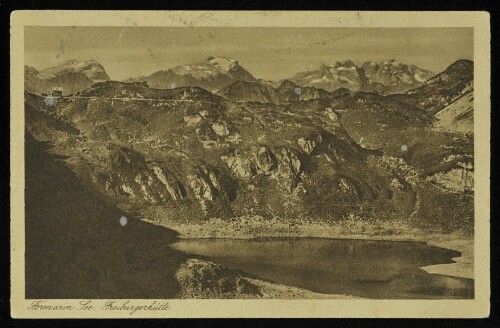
left=51, top=87, right=63, bottom=97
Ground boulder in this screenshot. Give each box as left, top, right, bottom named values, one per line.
left=222, top=154, right=256, bottom=178
left=298, top=134, right=323, bottom=154
left=255, top=146, right=276, bottom=174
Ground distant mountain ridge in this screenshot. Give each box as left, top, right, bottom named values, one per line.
left=290, top=60, right=369, bottom=93
left=24, top=58, right=473, bottom=135
left=217, top=79, right=333, bottom=104
left=127, top=56, right=258, bottom=92
left=289, top=59, right=434, bottom=94
left=25, top=59, right=110, bottom=95
left=125, top=57, right=434, bottom=95
left=37, top=59, right=110, bottom=82
left=362, top=59, right=435, bottom=93
left=24, top=57, right=439, bottom=98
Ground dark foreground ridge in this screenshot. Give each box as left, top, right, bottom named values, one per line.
left=25, top=131, right=187, bottom=298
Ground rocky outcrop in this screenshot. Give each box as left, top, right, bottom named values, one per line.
left=323, top=107, right=339, bottom=122
left=223, top=146, right=304, bottom=192
left=151, top=165, right=186, bottom=201
left=211, top=121, right=230, bottom=136
left=255, top=146, right=277, bottom=174
left=434, top=83, right=473, bottom=134
left=187, top=166, right=229, bottom=213
left=175, top=259, right=261, bottom=298
left=298, top=135, right=323, bottom=154
left=273, top=147, right=304, bottom=191
left=427, top=162, right=474, bottom=193
left=334, top=176, right=359, bottom=198
left=96, top=145, right=186, bottom=204
left=222, top=153, right=256, bottom=178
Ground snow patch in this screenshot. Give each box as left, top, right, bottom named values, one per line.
left=335, top=66, right=358, bottom=72
left=208, top=57, right=238, bottom=71
left=309, top=76, right=331, bottom=84
left=414, top=73, right=427, bottom=83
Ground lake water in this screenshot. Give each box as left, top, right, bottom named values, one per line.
left=171, top=238, right=473, bottom=299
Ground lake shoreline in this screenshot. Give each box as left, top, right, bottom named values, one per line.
left=147, top=217, right=474, bottom=281
left=175, top=258, right=361, bottom=299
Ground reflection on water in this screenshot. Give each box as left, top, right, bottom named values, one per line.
left=171, top=238, right=473, bottom=299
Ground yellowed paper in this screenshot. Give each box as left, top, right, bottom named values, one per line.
left=11, top=10, right=490, bottom=318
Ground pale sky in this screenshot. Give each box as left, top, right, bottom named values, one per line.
left=25, top=27, right=473, bottom=81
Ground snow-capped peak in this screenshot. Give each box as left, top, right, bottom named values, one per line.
left=37, top=59, right=110, bottom=82
left=160, top=56, right=257, bottom=88
left=206, top=56, right=239, bottom=71
left=64, top=59, right=101, bottom=70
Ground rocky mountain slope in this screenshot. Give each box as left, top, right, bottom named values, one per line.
left=398, top=60, right=473, bottom=115
left=127, top=56, right=258, bottom=92
left=434, top=86, right=474, bottom=134
left=217, top=79, right=333, bottom=104
left=25, top=59, right=110, bottom=95
left=26, top=83, right=409, bottom=223
left=289, top=59, right=433, bottom=94
left=25, top=59, right=474, bottom=233
left=291, top=60, right=370, bottom=92
left=436, top=91, right=474, bottom=133
left=385, top=59, right=474, bottom=135
left=362, top=59, right=434, bottom=94
left=217, top=80, right=279, bottom=104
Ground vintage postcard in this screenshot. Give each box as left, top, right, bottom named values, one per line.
left=10, top=11, right=490, bottom=318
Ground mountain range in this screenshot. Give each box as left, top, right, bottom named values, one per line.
left=125, top=57, right=434, bottom=95
left=289, top=59, right=434, bottom=94
left=25, top=57, right=440, bottom=96
left=126, top=56, right=257, bottom=92
left=24, top=56, right=474, bottom=236
left=216, top=79, right=334, bottom=104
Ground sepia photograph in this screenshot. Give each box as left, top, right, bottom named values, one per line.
left=10, top=11, right=490, bottom=318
